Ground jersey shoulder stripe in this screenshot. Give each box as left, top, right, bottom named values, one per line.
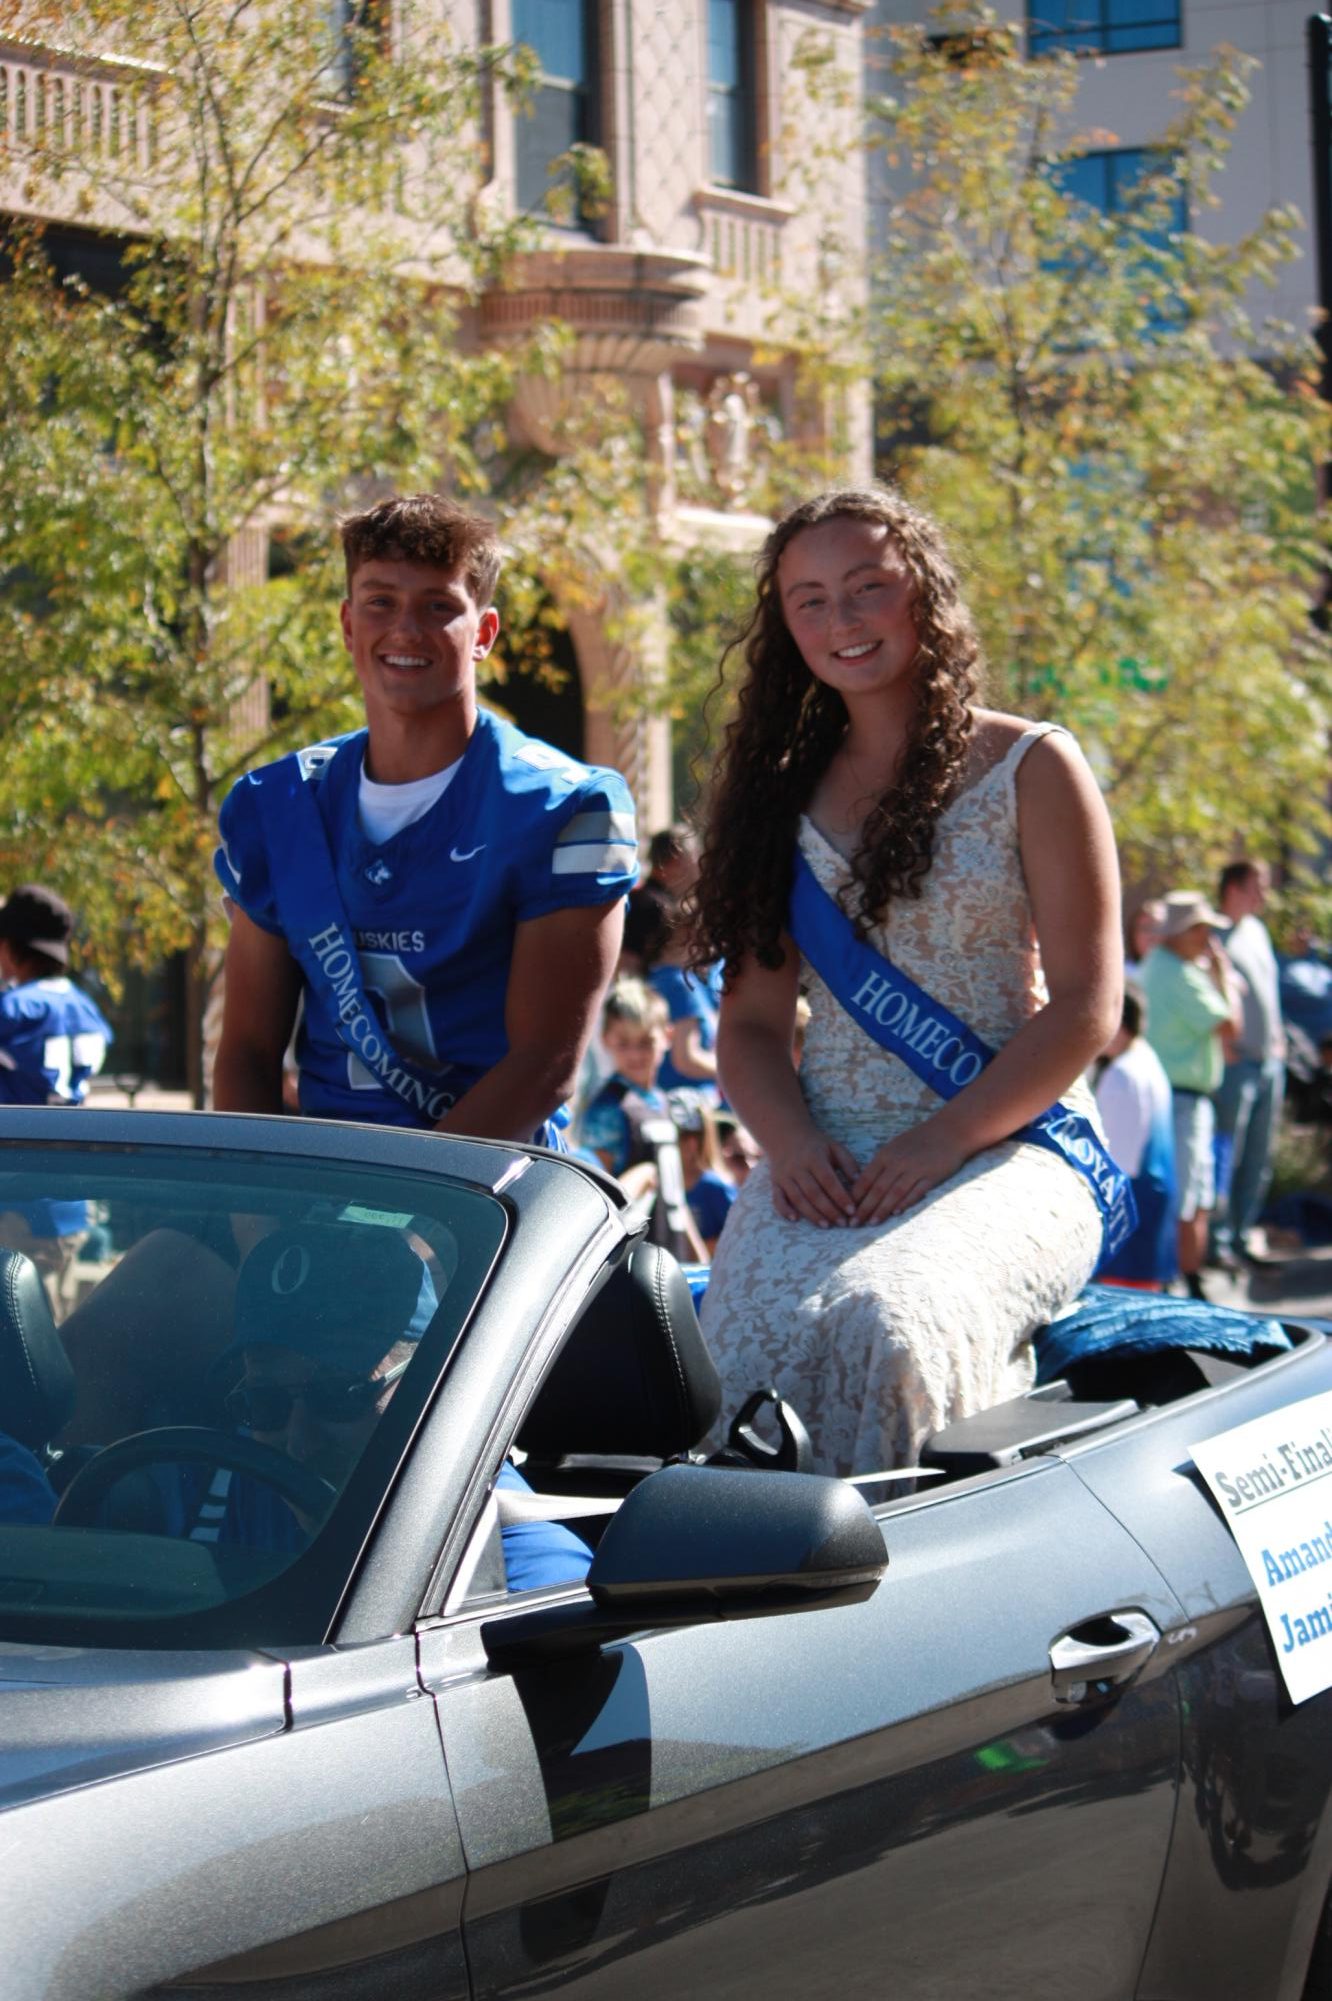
left=552, top=841, right=639, bottom=877
left=552, top=807, right=639, bottom=878
left=557, top=809, right=637, bottom=846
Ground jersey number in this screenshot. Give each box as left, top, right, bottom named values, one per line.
left=43, top=1033, right=107, bottom=1104
left=346, top=954, right=441, bottom=1092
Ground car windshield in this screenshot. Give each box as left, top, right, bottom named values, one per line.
left=0, top=1138, right=506, bottom=1646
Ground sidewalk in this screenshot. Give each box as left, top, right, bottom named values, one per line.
left=84, top=1077, right=196, bottom=1114
left=1200, top=1242, right=1332, bottom=1326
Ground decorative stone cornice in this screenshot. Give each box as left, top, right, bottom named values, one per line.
left=0, top=34, right=167, bottom=83
left=665, top=502, right=772, bottom=555
left=693, top=187, right=795, bottom=226
left=481, top=243, right=711, bottom=372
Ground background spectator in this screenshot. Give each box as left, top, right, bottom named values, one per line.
left=0, top=886, right=111, bottom=1106
left=1213, top=859, right=1286, bottom=1268
left=1093, top=984, right=1177, bottom=1291
left=1139, top=890, right=1242, bottom=1300
left=665, top=1087, right=737, bottom=1256
left=0, top=884, right=113, bottom=1321
left=620, top=824, right=699, bottom=977
left=1124, top=898, right=1166, bottom=978
left=577, top=979, right=672, bottom=1181
left=647, top=927, right=721, bottom=1099
left=715, top=1111, right=761, bottom=1186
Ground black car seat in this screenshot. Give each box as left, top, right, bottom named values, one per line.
left=516, top=1236, right=810, bottom=1496
left=0, top=1249, right=76, bottom=1477
left=517, top=1237, right=721, bottom=1494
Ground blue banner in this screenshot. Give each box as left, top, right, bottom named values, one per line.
left=788, top=851, right=1136, bottom=1260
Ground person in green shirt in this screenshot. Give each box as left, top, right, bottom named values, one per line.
left=1139, top=891, right=1242, bottom=1300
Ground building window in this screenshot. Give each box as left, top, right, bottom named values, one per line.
left=513, top=0, right=597, bottom=217
left=325, top=0, right=390, bottom=97
left=1051, top=146, right=1188, bottom=330
left=1028, top=0, right=1180, bottom=58
left=707, top=0, right=757, bottom=192
left=1053, top=145, right=1186, bottom=231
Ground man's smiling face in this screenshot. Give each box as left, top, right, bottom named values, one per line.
left=340, top=555, right=499, bottom=730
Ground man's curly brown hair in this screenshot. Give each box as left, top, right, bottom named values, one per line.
left=689, top=486, right=983, bottom=977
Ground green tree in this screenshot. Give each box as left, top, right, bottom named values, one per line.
left=857, top=12, right=1332, bottom=893
left=0, top=0, right=622, bottom=1097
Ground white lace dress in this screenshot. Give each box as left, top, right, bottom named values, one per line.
left=699, top=724, right=1103, bottom=1477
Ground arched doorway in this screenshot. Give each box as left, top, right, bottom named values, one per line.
left=478, top=616, right=586, bottom=760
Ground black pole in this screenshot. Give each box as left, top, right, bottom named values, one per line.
left=1309, top=17, right=1332, bottom=635
left=1309, top=16, right=1332, bottom=407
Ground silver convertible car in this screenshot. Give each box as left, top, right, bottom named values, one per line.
left=2, top=1105, right=1332, bottom=2001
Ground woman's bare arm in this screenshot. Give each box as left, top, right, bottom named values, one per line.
left=718, top=945, right=858, bottom=1226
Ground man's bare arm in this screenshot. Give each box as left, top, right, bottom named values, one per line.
left=435, top=898, right=624, bottom=1143
left=213, top=909, right=303, bottom=1114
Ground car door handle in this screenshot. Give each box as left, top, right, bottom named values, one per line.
left=1050, top=1611, right=1161, bottom=1703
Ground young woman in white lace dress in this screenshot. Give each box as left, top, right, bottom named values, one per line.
left=690, top=488, right=1123, bottom=1477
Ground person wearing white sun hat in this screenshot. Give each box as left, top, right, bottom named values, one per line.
left=1139, top=890, right=1243, bottom=1300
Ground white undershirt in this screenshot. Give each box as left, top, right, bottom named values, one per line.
left=357, top=758, right=461, bottom=846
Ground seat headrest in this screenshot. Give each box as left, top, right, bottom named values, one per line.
left=0, top=1251, right=75, bottom=1449
left=517, top=1239, right=722, bottom=1461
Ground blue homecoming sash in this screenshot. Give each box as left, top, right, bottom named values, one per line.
left=787, top=851, right=1135, bottom=1260
left=254, top=761, right=486, bottom=1130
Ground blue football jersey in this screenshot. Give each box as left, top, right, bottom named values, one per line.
left=0, top=978, right=112, bottom=1107
left=650, top=964, right=720, bottom=1096
left=216, top=709, right=637, bottom=1128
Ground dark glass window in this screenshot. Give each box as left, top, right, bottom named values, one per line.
left=0, top=1140, right=506, bottom=1647
left=1053, top=144, right=1187, bottom=233
left=1029, top=0, right=1180, bottom=57
left=513, top=0, right=597, bottom=217
left=325, top=0, right=390, bottom=97
left=707, top=0, right=756, bottom=192
left=1050, top=146, right=1188, bottom=333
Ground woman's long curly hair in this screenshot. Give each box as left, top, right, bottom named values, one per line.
left=689, top=486, right=983, bottom=976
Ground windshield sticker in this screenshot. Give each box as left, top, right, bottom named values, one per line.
left=1193, top=1389, right=1332, bottom=1704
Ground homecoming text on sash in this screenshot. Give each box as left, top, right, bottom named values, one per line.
left=787, top=851, right=1136, bottom=1261
left=307, top=922, right=459, bottom=1123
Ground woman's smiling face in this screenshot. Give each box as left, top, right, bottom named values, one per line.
left=776, top=515, right=921, bottom=702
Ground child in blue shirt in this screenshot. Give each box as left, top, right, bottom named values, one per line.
left=578, top=979, right=673, bottom=1180
left=665, top=1088, right=738, bottom=1256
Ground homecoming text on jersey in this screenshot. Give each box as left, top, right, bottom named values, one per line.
left=215, top=710, right=637, bottom=1127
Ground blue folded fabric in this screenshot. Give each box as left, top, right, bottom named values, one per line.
left=1036, top=1283, right=1290, bottom=1382
left=680, top=1263, right=711, bottom=1314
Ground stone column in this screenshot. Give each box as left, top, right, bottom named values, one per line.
left=567, top=604, right=673, bottom=841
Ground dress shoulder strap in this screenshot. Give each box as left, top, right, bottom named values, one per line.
left=1003, top=720, right=1071, bottom=779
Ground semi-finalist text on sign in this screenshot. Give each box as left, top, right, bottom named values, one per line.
left=1192, top=1389, right=1332, bottom=1705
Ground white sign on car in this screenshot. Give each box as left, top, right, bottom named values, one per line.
left=1193, top=1389, right=1332, bottom=1704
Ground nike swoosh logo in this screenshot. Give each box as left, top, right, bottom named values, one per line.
left=450, top=843, right=486, bottom=862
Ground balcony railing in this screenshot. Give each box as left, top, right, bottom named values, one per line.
left=0, top=38, right=163, bottom=174
left=694, top=187, right=794, bottom=340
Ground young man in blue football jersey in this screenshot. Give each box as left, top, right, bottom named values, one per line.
left=0, top=884, right=113, bottom=1318
left=0, top=886, right=112, bottom=1106
left=213, top=494, right=637, bottom=1143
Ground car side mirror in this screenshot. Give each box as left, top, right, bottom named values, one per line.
left=481, top=1463, right=888, bottom=1669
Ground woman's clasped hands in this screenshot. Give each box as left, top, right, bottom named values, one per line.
left=769, top=1116, right=969, bottom=1228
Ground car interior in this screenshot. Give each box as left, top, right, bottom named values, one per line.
left=0, top=1153, right=1318, bottom=1634
left=502, top=1231, right=1315, bottom=1533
